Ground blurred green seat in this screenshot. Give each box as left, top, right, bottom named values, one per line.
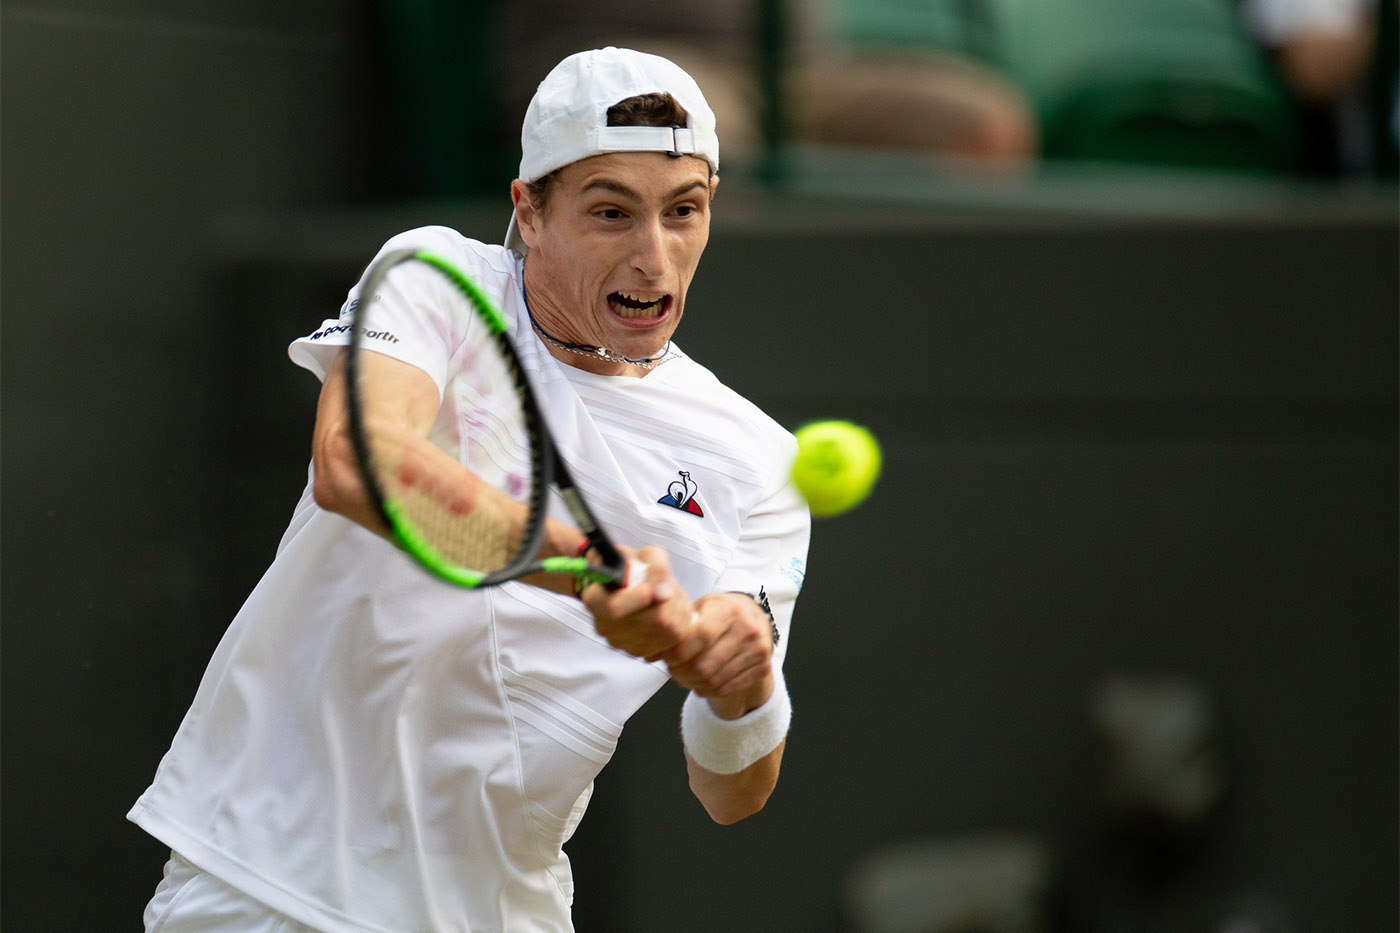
left=838, top=0, right=998, bottom=61
left=834, top=0, right=1301, bottom=173
left=989, top=0, right=1302, bottom=172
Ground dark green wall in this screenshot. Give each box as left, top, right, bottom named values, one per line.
left=584, top=205, right=1399, bottom=932
left=3, top=4, right=1396, bottom=931
left=1, top=4, right=372, bottom=928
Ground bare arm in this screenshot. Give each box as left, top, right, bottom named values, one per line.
left=672, top=592, right=786, bottom=824
left=323, top=350, right=789, bottom=819
left=585, top=575, right=787, bottom=824
left=311, top=349, right=440, bottom=532
left=685, top=738, right=785, bottom=826
left=310, top=349, right=585, bottom=591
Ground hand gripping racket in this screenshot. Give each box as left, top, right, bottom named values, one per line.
left=345, top=247, right=639, bottom=591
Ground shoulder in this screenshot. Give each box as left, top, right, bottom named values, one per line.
left=374, top=226, right=518, bottom=284
left=661, top=355, right=782, bottom=427
left=647, top=355, right=797, bottom=464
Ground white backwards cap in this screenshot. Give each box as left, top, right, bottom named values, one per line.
left=505, top=47, right=720, bottom=255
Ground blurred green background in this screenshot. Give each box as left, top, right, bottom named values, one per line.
left=3, top=1, right=1396, bottom=930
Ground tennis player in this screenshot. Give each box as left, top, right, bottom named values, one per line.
left=130, top=47, right=810, bottom=932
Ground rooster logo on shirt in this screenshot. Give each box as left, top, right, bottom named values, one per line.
left=657, top=470, right=704, bottom=516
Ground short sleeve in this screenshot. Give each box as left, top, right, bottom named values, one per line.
left=287, top=227, right=491, bottom=393
left=712, top=453, right=812, bottom=672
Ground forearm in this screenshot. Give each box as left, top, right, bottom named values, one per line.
left=313, top=351, right=587, bottom=591
left=686, top=738, right=784, bottom=825
left=681, top=669, right=790, bottom=824
left=311, top=350, right=440, bottom=535
left=587, top=569, right=794, bottom=822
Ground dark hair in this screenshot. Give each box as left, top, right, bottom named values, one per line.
left=525, top=93, right=694, bottom=209
left=605, top=92, right=690, bottom=129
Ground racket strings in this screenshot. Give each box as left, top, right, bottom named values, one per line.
left=351, top=250, right=553, bottom=585
left=366, top=423, right=537, bottom=576
left=390, top=479, right=518, bottom=573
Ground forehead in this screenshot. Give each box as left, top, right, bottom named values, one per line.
left=553, top=151, right=713, bottom=199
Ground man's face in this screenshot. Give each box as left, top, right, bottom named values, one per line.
left=514, top=152, right=717, bottom=372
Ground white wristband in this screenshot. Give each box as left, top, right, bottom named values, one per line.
left=680, top=673, right=791, bottom=775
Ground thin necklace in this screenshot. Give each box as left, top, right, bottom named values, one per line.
left=521, top=283, right=676, bottom=371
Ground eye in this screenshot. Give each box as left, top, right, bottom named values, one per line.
left=595, top=207, right=625, bottom=221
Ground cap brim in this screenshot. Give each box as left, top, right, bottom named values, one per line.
left=504, top=212, right=528, bottom=256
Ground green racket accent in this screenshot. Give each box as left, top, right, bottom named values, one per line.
left=368, top=248, right=530, bottom=590
left=542, top=557, right=622, bottom=587
left=413, top=250, right=510, bottom=334
left=383, top=501, right=612, bottom=589
left=384, top=499, right=486, bottom=588
left=348, top=246, right=632, bottom=591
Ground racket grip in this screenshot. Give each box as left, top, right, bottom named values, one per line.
left=623, top=558, right=650, bottom=589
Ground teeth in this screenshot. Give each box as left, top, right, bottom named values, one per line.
left=609, top=292, right=667, bottom=317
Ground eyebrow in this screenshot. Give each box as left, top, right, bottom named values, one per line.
left=580, top=178, right=708, bottom=202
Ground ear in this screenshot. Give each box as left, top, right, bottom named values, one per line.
left=709, top=174, right=720, bottom=201
left=510, top=179, right=542, bottom=251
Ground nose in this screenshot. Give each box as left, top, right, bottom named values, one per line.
left=630, top=218, right=670, bottom=280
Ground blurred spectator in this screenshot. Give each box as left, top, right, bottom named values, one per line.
left=492, top=0, right=1038, bottom=173
left=1240, top=0, right=1399, bottom=175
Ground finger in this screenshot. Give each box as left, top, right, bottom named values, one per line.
left=667, top=626, right=757, bottom=690
left=588, top=578, right=697, bottom=661
left=712, top=656, right=772, bottom=696
left=635, top=546, right=677, bottom=602
left=646, top=610, right=699, bottom=663
left=668, top=611, right=775, bottom=692
left=676, top=648, right=774, bottom=701
left=592, top=547, right=671, bottom=605
left=667, top=593, right=767, bottom=662
left=660, top=601, right=727, bottom=669
left=582, top=578, right=655, bottom=618
left=596, top=568, right=681, bottom=618
left=672, top=648, right=758, bottom=695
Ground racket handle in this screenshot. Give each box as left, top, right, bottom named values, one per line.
left=623, top=558, right=650, bottom=589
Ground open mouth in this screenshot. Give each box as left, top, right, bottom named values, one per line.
left=608, top=291, right=671, bottom=319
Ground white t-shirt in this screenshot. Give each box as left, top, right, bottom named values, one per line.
left=129, top=227, right=810, bottom=933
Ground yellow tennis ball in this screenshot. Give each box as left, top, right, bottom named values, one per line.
left=791, top=420, right=882, bottom=516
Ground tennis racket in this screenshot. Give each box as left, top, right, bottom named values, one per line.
left=345, top=247, right=640, bottom=591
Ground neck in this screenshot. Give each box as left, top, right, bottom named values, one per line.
left=520, top=262, right=674, bottom=376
